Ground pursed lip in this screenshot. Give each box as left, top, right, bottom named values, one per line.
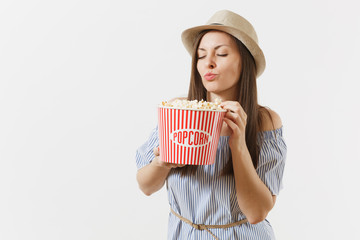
left=204, top=72, right=218, bottom=80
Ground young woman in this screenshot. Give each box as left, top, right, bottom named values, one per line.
left=136, top=10, right=287, bottom=240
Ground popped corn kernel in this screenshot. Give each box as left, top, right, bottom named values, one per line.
left=160, top=98, right=223, bottom=110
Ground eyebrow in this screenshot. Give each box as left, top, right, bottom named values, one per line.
left=198, top=44, right=229, bottom=51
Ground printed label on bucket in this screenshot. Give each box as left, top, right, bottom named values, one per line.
left=170, top=129, right=212, bottom=147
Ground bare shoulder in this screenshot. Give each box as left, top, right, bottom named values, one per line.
left=259, top=107, right=283, bottom=131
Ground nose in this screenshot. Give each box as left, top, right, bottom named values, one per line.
left=205, top=55, right=216, bottom=69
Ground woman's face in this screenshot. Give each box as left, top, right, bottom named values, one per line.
left=196, top=31, right=242, bottom=99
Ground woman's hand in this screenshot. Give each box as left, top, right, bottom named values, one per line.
left=153, top=147, right=186, bottom=169
left=137, top=146, right=185, bottom=196
left=220, top=101, right=247, bottom=151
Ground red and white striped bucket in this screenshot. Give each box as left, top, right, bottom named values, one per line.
left=158, top=106, right=226, bottom=165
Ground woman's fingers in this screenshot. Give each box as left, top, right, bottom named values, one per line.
left=225, top=110, right=243, bottom=126
left=223, top=117, right=241, bottom=136
left=222, top=104, right=246, bottom=128
left=153, top=147, right=186, bottom=169
left=170, top=163, right=186, bottom=168
left=221, top=101, right=247, bottom=118
left=161, top=162, right=186, bottom=169
left=153, top=146, right=160, bottom=156
left=226, top=112, right=247, bottom=131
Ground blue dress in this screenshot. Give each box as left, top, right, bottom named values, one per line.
left=136, top=125, right=287, bottom=239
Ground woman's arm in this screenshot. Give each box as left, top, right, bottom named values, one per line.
left=221, top=102, right=281, bottom=224
left=136, top=147, right=184, bottom=196
left=231, top=146, right=276, bottom=224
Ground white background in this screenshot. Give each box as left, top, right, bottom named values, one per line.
left=1, top=0, right=359, bottom=239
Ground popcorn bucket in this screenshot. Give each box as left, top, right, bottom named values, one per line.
left=158, top=106, right=226, bottom=165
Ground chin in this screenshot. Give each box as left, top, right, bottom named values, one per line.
left=203, top=83, right=221, bottom=93
left=204, top=86, right=223, bottom=95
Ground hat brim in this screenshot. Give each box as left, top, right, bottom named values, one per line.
left=181, top=25, right=266, bottom=78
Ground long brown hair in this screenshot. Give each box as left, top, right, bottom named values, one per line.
left=180, top=30, right=271, bottom=176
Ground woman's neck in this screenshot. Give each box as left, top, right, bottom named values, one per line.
left=207, top=88, right=238, bottom=102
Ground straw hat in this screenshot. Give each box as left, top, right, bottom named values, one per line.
left=181, top=10, right=266, bottom=77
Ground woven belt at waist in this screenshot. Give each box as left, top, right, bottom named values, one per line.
left=170, top=208, right=248, bottom=240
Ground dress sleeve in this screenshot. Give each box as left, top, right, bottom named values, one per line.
left=256, top=127, right=287, bottom=195
left=135, top=126, right=159, bottom=170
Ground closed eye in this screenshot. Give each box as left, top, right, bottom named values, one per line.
left=198, top=54, right=227, bottom=59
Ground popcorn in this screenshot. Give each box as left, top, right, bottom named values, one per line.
left=161, top=98, right=223, bottom=111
